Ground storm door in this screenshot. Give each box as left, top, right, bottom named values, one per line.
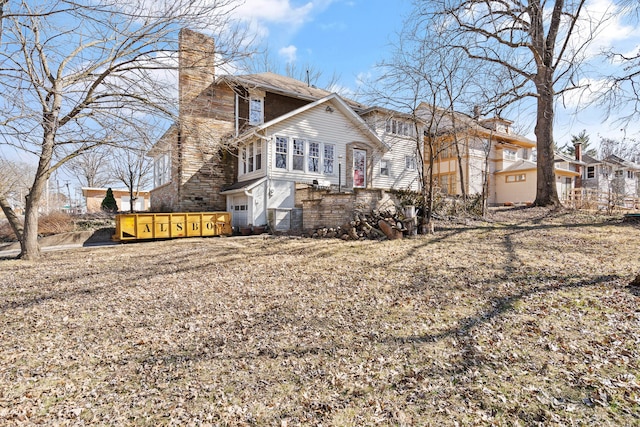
left=353, top=149, right=366, bottom=188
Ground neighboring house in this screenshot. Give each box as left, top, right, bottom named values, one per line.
left=82, top=187, right=150, bottom=213
left=579, top=153, right=640, bottom=208
left=148, top=29, right=421, bottom=231
left=418, top=104, right=582, bottom=205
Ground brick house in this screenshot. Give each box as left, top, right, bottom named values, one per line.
left=148, top=29, right=421, bottom=231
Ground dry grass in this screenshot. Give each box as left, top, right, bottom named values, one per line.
left=0, top=208, right=639, bottom=426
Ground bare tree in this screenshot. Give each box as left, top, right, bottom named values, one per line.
left=63, top=148, right=113, bottom=188
left=110, top=124, right=156, bottom=213
left=414, top=0, right=617, bottom=207
left=0, top=0, right=252, bottom=260
left=599, top=1, right=640, bottom=124
left=0, top=158, right=33, bottom=238
left=371, top=13, right=498, bottom=231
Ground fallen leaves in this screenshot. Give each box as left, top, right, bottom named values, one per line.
left=0, top=208, right=639, bottom=425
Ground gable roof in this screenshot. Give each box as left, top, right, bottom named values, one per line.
left=495, top=159, right=537, bottom=174
left=234, top=93, right=389, bottom=151
left=555, top=151, right=585, bottom=165
left=220, top=177, right=266, bottom=194
left=416, top=102, right=535, bottom=148
left=217, top=72, right=367, bottom=110
left=582, top=153, right=640, bottom=170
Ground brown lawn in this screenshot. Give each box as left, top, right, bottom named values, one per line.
left=0, top=208, right=639, bottom=426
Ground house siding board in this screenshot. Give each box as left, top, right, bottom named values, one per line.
left=265, top=92, right=311, bottom=122
left=495, top=172, right=535, bottom=204
left=264, top=105, right=368, bottom=186
left=374, top=135, right=420, bottom=191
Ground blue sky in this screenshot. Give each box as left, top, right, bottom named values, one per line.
left=234, top=0, right=640, bottom=147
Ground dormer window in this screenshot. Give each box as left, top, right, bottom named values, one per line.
left=249, top=97, right=263, bottom=125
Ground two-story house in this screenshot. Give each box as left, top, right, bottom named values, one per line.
left=148, top=29, right=422, bottom=231
left=418, top=103, right=582, bottom=205
left=580, top=153, right=640, bottom=208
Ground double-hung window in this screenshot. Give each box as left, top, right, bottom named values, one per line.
left=249, top=98, right=263, bottom=125
left=248, top=144, right=254, bottom=173
left=275, top=137, right=335, bottom=175
left=308, top=142, right=320, bottom=173
left=292, top=139, right=305, bottom=171
left=380, top=159, right=389, bottom=176
left=239, top=141, right=263, bottom=176
left=276, top=137, right=288, bottom=169
left=324, top=144, right=335, bottom=174
left=504, top=149, right=517, bottom=161
left=405, top=155, right=416, bottom=171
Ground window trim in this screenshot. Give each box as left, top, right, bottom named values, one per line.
left=249, top=97, right=264, bottom=125
left=380, top=159, right=390, bottom=177
left=153, top=152, right=171, bottom=188
left=405, top=155, right=417, bottom=171
left=504, top=149, right=517, bottom=161
left=505, top=173, right=526, bottom=183
left=275, top=136, right=288, bottom=170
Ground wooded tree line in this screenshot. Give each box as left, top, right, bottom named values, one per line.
left=1, top=0, right=639, bottom=259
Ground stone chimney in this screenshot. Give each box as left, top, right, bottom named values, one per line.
left=178, top=28, right=216, bottom=114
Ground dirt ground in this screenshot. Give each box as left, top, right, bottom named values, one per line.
left=0, top=207, right=639, bottom=425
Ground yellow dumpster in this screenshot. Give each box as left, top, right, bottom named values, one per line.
left=114, top=212, right=232, bottom=241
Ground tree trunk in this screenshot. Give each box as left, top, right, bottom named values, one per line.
left=20, top=125, right=56, bottom=260
left=0, top=194, right=24, bottom=241
left=21, top=194, right=41, bottom=260
left=533, top=70, right=561, bottom=207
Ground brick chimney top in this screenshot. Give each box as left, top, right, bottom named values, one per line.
left=573, top=140, right=582, bottom=162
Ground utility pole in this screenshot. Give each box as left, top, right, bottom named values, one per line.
left=65, top=181, right=72, bottom=212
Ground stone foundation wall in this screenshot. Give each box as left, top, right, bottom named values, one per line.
left=300, top=187, right=393, bottom=231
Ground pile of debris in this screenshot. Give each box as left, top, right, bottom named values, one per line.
left=307, top=210, right=417, bottom=241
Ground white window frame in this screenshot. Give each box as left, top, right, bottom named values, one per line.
left=405, top=155, right=417, bottom=171
left=275, top=136, right=288, bottom=169
left=386, top=118, right=414, bottom=137
left=504, top=149, right=517, bottom=161
left=249, top=97, right=264, bottom=125
left=380, top=159, right=390, bottom=176
left=153, top=152, right=171, bottom=188
left=506, top=173, right=526, bottom=183
left=275, top=136, right=335, bottom=175
left=308, top=142, right=320, bottom=173
left=586, top=166, right=595, bottom=179
left=324, top=144, right=335, bottom=175
left=292, top=139, right=305, bottom=171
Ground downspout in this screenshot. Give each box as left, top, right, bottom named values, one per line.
left=235, top=92, right=239, bottom=137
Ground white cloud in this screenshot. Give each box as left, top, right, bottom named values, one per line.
left=278, top=45, right=298, bottom=63
left=560, top=77, right=613, bottom=109
left=575, top=0, right=640, bottom=56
